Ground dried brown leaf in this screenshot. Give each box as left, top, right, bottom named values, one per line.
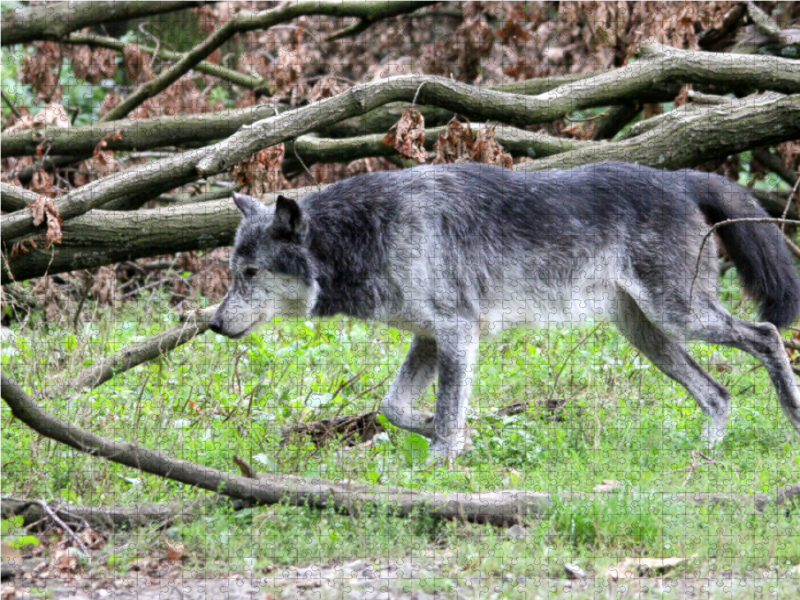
left=674, top=84, right=691, bottom=108
left=471, top=125, right=513, bottom=168
left=29, top=171, right=53, bottom=196
left=162, top=537, right=185, bottom=562
left=70, top=44, right=117, bottom=84
left=384, top=109, right=428, bottom=163
left=78, top=528, right=106, bottom=551
left=229, top=144, right=287, bottom=196
left=27, top=194, right=63, bottom=247
left=309, top=75, right=348, bottom=102
left=123, top=43, right=154, bottom=84
left=433, top=118, right=475, bottom=164
left=50, top=547, right=79, bottom=572
left=21, top=41, right=62, bottom=101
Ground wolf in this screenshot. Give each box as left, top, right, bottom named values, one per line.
left=209, top=162, right=800, bottom=461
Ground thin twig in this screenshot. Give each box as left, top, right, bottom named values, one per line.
left=293, top=141, right=320, bottom=191
left=781, top=176, right=800, bottom=234
left=689, top=217, right=800, bottom=314
left=411, top=82, right=427, bottom=109
left=34, top=500, right=91, bottom=560
left=1, top=90, right=23, bottom=119
left=549, top=325, right=601, bottom=400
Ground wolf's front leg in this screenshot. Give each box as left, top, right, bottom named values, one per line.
left=429, top=323, right=480, bottom=463
left=380, top=336, right=437, bottom=438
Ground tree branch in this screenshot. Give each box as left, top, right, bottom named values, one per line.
left=753, top=147, right=799, bottom=186
left=0, top=1, right=205, bottom=46
left=64, top=32, right=267, bottom=91
left=0, top=183, right=39, bottom=213
left=2, top=188, right=315, bottom=283
left=5, top=91, right=799, bottom=283
left=282, top=125, right=591, bottom=176
left=2, top=374, right=798, bottom=527
left=48, top=306, right=217, bottom=398
left=5, top=45, right=798, bottom=242
left=518, top=93, right=800, bottom=172
left=99, top=1, right=432, bottom=122
left=591, top=103, right=641, bottom=141
left=196, top=43, right=800, bottom=173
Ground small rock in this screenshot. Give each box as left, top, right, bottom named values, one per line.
left=564, top=563, right=586, bottom=579
left=345, top=560, right=368, bottom=574
left=506, top=524, right=528, bottom=539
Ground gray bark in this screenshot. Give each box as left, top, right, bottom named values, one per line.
left=1, top=1, right=204, bottom=46
left=2, top=189, right=314, bottom=284
left=518, top=93, right=800, bottom=172
left=0, top=183, right=39, bottom=213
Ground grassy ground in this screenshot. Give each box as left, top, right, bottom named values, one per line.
left=2, top=268, right=800, bottom=598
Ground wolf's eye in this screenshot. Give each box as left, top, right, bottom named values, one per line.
left=244, top=267, right=258, bottom=278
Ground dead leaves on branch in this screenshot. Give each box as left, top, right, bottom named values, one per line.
left=123, top=43, right=155, bottom=84
left=5, top=102, right=71, bottom=133
left=20, top=42, right=63, bottom=101
left=29, top=194, right=63, bottom=248
left=229, top=144, right=287, bottom=197
left=69, top=45, right=117, bottom=85
left=383, top=109, right=428, bottom=163
left=384, top=112, right=513, bottom=168
left=433, top=117, right=513, bottom=168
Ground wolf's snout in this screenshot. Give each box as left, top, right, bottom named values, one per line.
left=208, top=314, right=224, bottom=334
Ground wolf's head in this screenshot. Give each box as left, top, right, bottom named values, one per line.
left=209, top=193, right=318, bottom=339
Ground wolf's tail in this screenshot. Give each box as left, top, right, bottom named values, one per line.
left=686, top=172, right=800, bottom=328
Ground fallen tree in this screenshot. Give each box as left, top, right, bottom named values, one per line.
left=2, top=374, right=798, bottom=528
left=5, top=41, right=799, bottom=242
left=3, top=3, right=800, bottom=536
left=5, top=94, right=798, bottom=283
left=1, top=74, right=608, bottom=159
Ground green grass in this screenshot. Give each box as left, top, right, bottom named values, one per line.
left=2, top=268, right=800, bottom=595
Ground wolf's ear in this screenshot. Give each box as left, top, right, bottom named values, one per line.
left=232, top=192, right=264, bottom=218
left=271, top=195, right=304, bottom=241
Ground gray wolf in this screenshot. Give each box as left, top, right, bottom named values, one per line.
left=210, top=162, right=800, bottom=461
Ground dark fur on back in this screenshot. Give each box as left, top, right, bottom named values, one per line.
left=296, top=162, right=800, bottom=327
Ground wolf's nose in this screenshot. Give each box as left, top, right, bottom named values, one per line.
left=208, top=315, right=223, bottom=334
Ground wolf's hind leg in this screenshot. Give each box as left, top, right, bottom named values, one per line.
left=614, top=293, right=732, bottom=448
left=380, top=335, right=437, bottom=438
left=678, top=307, right=800, bottom=437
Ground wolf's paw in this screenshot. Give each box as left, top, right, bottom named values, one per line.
left=426, top=428, right=471, bottom=466
left=426, top=441, right=455, bottom=466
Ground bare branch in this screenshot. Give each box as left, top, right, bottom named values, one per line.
left=0, top=183, right=39, bottom=213
left=99, top=1, right=433, bottom=122
left=64, top=32, right=266, bottom=91
left=283, top=125, right=591, bottom=176
left=517, top=93, right=800, bottom=172
left=2, top=188, right=315, bottom=283
left=2, top=374, right=798, bottom=527
left=49, top=306, right=218, bottom=398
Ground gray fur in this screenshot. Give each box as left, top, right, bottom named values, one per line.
left=211, top=162, right=800, bottom=461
